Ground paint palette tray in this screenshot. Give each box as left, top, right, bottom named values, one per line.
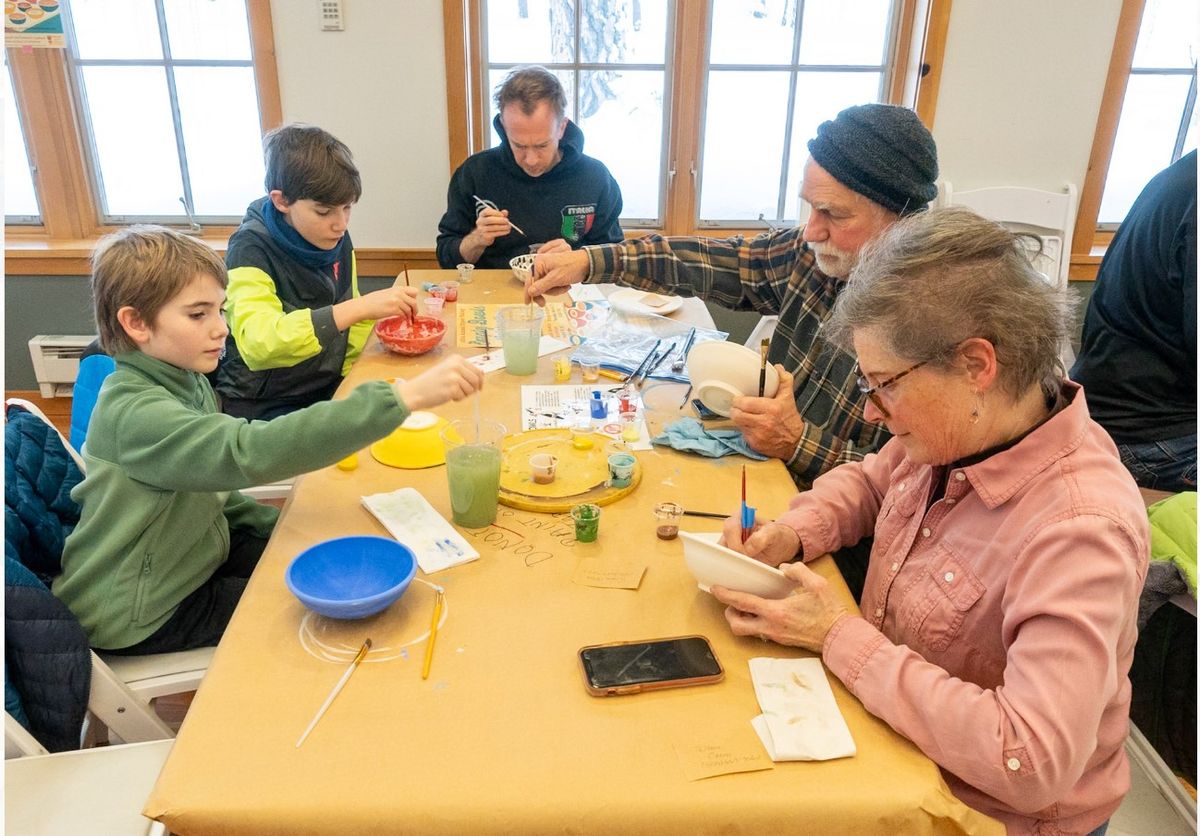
left=497, top=428, right=640, bottom=512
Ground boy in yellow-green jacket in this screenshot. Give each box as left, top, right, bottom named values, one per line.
left=55, top=227, right=483, bottom=652
left=216, top=123, right=419, bottom=420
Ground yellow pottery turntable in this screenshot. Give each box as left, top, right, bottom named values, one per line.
left=498, top=428, right=641, bottom=512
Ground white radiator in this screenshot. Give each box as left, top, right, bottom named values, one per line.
left=27, top=335, right=95, bottom=397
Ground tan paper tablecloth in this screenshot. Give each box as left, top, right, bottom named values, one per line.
left=144, top=271, right=1002, bottom=835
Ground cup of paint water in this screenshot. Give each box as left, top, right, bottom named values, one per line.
left=607, top=452, right=636, bottom=488
left=570, top=503, right=601, bottom=543
left=529, top=453, right=558, bottom=485
left=456, top=263, right=475, bottom=284
left=654, top=502, right=683, bottom=540
left=497, top=305, right=544, bottom=376
left=619, top=411, right=640, bottom=443
left=424, top=294, right=446, bottom=319
left=440, top=280, right=460, bottom=302
left=441, top=419, right=505, bottom=528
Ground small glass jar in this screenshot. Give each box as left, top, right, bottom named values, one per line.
left=580, top=361, right=601, bottom=383
left=571, top=503, right=601, bottom=542
left=456, top=263, right=475, bottom=284
left=619, top=411, right=640, bottom=442
left=553, top=356, right=572, bottom=382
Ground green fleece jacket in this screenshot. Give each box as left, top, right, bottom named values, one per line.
left=53, top=351, right=410, bottom=650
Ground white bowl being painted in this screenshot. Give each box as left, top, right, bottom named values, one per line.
left=509, top=254, right=535, bottom=284
left=685, top=340, right=780, bottom=417
left=679, top=531, right=793, bottom=598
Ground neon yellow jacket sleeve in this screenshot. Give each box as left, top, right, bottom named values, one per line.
left=225, top=265, right=324, bottom=371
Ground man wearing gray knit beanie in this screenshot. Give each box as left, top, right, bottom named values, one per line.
left=529, top=104, right=938, bottom=597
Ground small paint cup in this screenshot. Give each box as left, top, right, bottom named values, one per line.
left=553, top=355, right=572, bottom=382
left=571, top=503, right=601, bottom=543
left=580, top=361, right=601, bottom=383
left=456, top=263, right=475, bottom=284
left=424, top=296, right=445, bottom=318
left=619, top=411, right=640, bottom=442
left=529, top=453, right=558, bottom=485
left=440, top=281, right=460, bottom=302
left=607, top=452, right=636, bottom=488
left=654, top=502, right=683, bottom=540
left=570, top=424, right=594, bottom=451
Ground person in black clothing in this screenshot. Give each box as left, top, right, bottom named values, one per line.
left=1070, top=150, right=1196, bottom=492
left=436, top=66, right=624, bottom=269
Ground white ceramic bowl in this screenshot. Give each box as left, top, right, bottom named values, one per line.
left=679, top=531, right=793, bottom=598
left=509, top=253, right=535, bottom=284
left=685, top=340, right=781, bottom=417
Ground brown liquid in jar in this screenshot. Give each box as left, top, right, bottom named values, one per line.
left=656, top=524, right=679, bottom=540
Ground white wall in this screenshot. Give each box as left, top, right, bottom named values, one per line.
left=267, top=0, right=1125, bottom=247
left=270, top=0, right=450, bottom=247
left=933, top=0, right=1123, bottom=192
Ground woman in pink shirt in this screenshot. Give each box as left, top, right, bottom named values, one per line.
left=713, top=207, right=1149, bottom=836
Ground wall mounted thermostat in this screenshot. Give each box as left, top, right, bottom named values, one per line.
left=319, top=0, right=344, bottom=31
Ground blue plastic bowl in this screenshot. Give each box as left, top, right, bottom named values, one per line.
left=285, top=536, right=417, bottom=619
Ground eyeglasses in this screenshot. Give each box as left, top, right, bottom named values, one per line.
left=854, top=360, right=928, bottom=418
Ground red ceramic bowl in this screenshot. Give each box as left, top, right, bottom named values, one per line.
left=376, top=315, right=446, bottom=356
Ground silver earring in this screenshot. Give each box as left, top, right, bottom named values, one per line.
left=970, top=392, right=983, bottom=424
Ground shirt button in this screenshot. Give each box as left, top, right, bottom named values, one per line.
left=922, top=527, right=931, bottom=537
left=875, top=607, right=884, bottom=618
left=955, top=472, right=966, bottom=482
left=1006, top=757, right=1021, bottom=771
left=945, top=498, right=956, bottom=506
left=898, top=483, right=906, bottom=491
left=891, top=562, right=899, bottom=572
left=944, top=572, right=955, bottom=583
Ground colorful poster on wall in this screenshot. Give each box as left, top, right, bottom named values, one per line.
left=5, top=0, right=65, bottom=48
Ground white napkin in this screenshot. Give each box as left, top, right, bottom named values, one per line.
left=361, top=488, right=479, bottom=574
left=748, top=657, right=856, bottom=761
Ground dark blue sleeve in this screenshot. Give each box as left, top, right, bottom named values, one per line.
left=436, top=164, right=476, bottom=268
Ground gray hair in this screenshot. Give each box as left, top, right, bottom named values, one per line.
left=824, top=206, right=1075, bottom=397
left=494, top=66, right=567, bottom=120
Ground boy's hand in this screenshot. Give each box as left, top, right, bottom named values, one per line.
left=334, top=287, right=419, bottom=330
left=394, top=355, right=484, bottom=412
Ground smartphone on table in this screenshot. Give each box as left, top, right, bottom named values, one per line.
left=579, top=635, right=724, bottom=696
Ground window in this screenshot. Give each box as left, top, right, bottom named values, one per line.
left=452, top=0, right=944, bottom=235
left=4, top=58, right=40, bottom=223
left=1098, top=0, right=1196, bottom=225
left=5, top=0, right=280, bottom=241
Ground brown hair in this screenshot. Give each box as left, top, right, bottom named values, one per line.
left=92, top=225, right=228, bottom=354
left=494, top=65, right=567, bottom=120
left=263, top=123, right=362, bottom=205
left=824, top=206, right=1075, bottom=396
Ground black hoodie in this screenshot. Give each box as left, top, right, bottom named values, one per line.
left=436, top=115, right=623, bottom=269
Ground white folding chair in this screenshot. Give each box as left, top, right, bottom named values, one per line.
left=5, top=652, right=174, bottom=836
left=937, top=182, right=1079, bottom=368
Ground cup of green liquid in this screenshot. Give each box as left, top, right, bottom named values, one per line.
left=571, top=503, right=601, bottom=543
left=442, top=419, right=506, bottom=528
left=497, top=306, right=544, bottom=376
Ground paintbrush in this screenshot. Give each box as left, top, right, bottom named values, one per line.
left=472, top=194, right=527, bottom=237
left=626, top=339, right=662, bottom=385
left=758, top=338, right=769, bottom=397
left=740, top=465, right=756, bottom=544
left=296, top=638, right=371, bottom=748
left=682, top=509, right=729, bottom=520
left=421, top=585, right=446, bottom=680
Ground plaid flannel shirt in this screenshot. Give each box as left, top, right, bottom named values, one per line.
left=585, top=227, right=890, bottom=487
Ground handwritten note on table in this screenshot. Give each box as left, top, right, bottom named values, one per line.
left=671, top=726, right=775, bottom=781
left=572, top=558, right=646, bottom=589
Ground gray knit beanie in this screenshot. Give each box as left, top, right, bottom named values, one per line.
left=807, top=104, right=938, bottom=216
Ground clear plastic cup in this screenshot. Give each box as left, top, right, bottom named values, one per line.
left=441, top=419, right=505, bottom=528
left=497, top=306, right=544, bottom=376
left=580, top=361, right=601, bottom=383
left=571, top=503, right=601, bottom=542
left=456, top=263, right=475, bottom=284
left=424, top=295, right=445, bottom=318
left=553, top=356, right=572, bottom=382
left=607, top=452, right=635, bottom=488
left=619, top=411, right=640, bottom=443
left=440, top=280, right=460, bottom=302
left=654, top=502, right=683, bottom=540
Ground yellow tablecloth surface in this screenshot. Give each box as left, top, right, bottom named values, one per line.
left=144, top=271, right=1001, bottom=835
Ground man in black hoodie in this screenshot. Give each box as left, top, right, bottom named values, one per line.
left=436, top=66, right=624, bottom=269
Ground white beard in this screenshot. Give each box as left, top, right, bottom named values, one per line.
left=812, top=243, right=858, bottom=279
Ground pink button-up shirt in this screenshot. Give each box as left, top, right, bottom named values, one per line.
left=777, top=383, right=1148, bottom=835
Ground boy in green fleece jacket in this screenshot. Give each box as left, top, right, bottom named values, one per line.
left=53, top=226, right=483, bottom=653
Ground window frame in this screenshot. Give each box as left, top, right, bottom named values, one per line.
left=4, top=0, right=281, bottom=271
left=444, top=0, right=950, bottom=238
